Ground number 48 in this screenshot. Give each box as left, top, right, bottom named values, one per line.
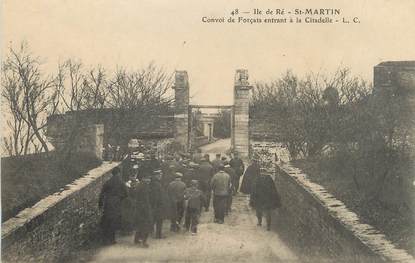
left=230, top=9, right=239, bottom=16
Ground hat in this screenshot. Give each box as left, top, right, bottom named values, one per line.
left=175, top=172, right=183, bottom=178
left=137, top=153, right=145, bottom=160
left=189, top=162, right=199, bottom=168
left=112, top=167, right=121, bottom=175
left=191, top=180, right=198, bottom=187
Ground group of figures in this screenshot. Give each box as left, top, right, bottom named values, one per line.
left=98, top=148, right=281, bottom=248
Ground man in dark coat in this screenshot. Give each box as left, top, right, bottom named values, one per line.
left=139, top=159, right=153, bottom=181
left=197, top=154, right=214, bottom=211
left=229, top=152, right=245, bottom=194
left=149, top=154, right=161, bottom=171
left=240, top=159, right=261, bottom=194
left=167, top=172, right=186, bottom=232
left=98, top=167, right=128, bottom=245
left=210, top=164, right=231, bottom=224
left=160, top=157, right=176, bottom=188
left=182, top=162, right=199, bottom=187
left=121, top=165, right=139, bottom=234
left=132, top=174, right=153, bottom=248
left=150, top=170, right=164, bottom=239
left=250, top=171, right=281, bottom=231
left=184, top=180, right=205, bottom=235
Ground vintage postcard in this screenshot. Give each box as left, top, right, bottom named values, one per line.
left=1, top=0, right=414, bottom=262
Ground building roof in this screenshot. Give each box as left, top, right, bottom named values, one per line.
left=376, top=61, right=415, bottom=68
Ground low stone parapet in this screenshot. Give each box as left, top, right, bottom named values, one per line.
left=1, top=162, right=121, bottom=263
left=272, top=163, right=415, bottom=262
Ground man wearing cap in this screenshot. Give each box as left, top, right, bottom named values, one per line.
left=229, top=152, right=245, bottom=194
left=167, top=172, right=186, bottom=232
left=210, top=164, right=231, bottom=224
left=99, top=167, right=128, bottom=245
left=197, top=154, right=214, bottom=212
left=150, top=170, right=165, bottom=239
left=211, top=153, right=223, bottom=173
left=184, top=180, right=205, bottom=235
left=183, top=161, right=199, bottom=187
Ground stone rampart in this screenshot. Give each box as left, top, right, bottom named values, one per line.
left=1, top=162, right=121, bottom=263
left=271, top=163, right=415, bottom=262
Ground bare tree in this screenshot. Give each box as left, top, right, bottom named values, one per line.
left=2, top=43, right=60, bottom=155
left=106, top=63, right=173, bottom=110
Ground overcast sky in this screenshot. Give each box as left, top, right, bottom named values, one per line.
left=2, top=0, right=415, bottom=105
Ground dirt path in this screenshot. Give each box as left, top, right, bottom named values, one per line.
left=82, top=194, right=298, bottom=263
left=73, top=139, right=298, bottom=262
left=199, top=138, right=231, bottom=158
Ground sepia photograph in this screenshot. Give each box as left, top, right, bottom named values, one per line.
left=1, top=0, right=415, bottom=262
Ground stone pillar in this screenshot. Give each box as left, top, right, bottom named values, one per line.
left=172, top=71, right=190, bottom=151
left=232, top=69, right=252, bottom=160
left=77, top=124, right=104, bottom=160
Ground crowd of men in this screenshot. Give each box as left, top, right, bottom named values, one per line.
left=98, top=146, right=280, bottom=248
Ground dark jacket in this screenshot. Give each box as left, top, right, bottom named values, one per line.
left=229, top=158, right=245, bottom=177
left=197, top=161, right=214, bottom=192
left=167, top=179, right=186, bottom=202
left=138, top=161, right=153, bottom=180
left=99, top=174, right=128, bottom=231
left=224, top=166, right=237, bottom=193
left=240, top=162, right=260, bottom=194
left=132, top=180, right=153, bottom=233
left=161, top=161, right=176, bottom=188
left=184, top=186, right=205, bottom=211
left=150, top=179, right=164, bottom=220
left=250, top=174, right=281, bottom=209
left=182, top=167, right=197, bottom=187
left=211, top=170, right=231, bottom=196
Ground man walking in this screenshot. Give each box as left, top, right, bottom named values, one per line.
left=132, top=174, right=153, bottom=247
left=250, top=170, right=281, bottom=231
left=198, top=154, right=214, bottom=211
left=229, top=152, right=245, bottom=194
left=167, top=172, right=186, bottom=232
left=99, top=167, right=128, bottom=245
left=210, top=164, right=231, bottom=224
left=240, top=158, right=260, bottom=195
left=184, top=180, right=205, bottom=235
left=150, top=170, right=164, bottom=239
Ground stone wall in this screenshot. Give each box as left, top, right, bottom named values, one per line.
left=47, top=108, right=174, bottom=150
left=271, top=163, right=415, bottom=262
left=1, top=162, right=121, bottom=263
